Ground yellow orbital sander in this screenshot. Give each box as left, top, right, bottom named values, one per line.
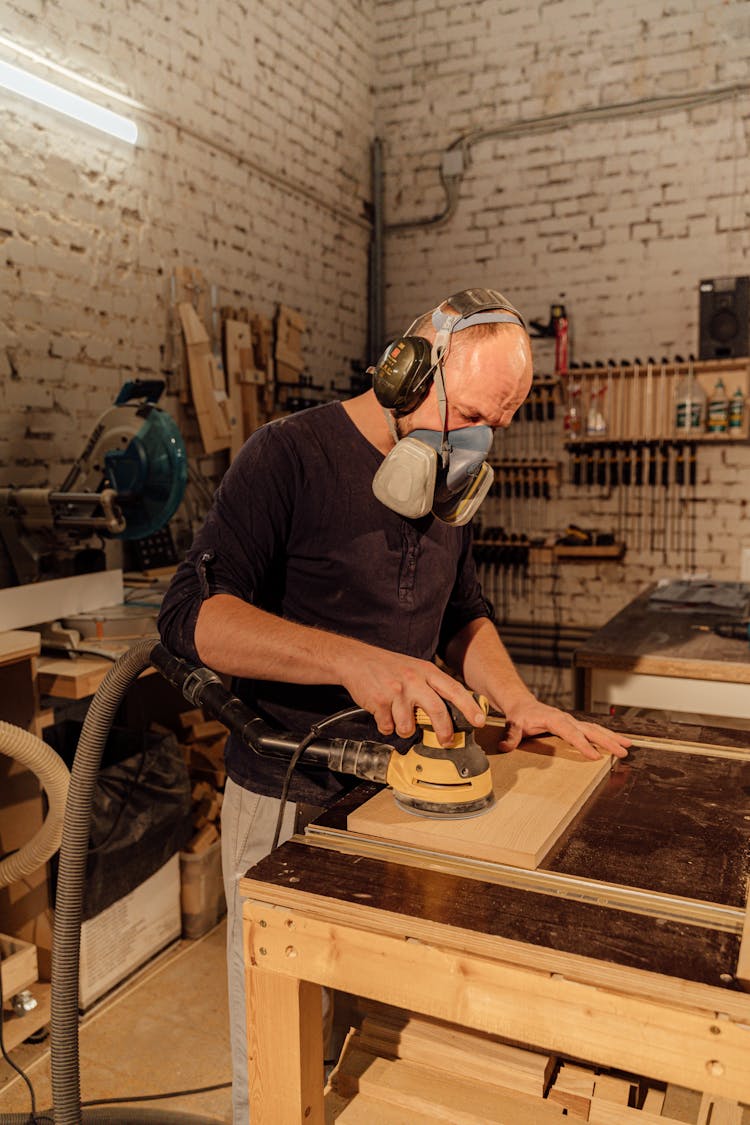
left=385, top=695, right=498, bottom=819
left=150, top=647, right=503, bottom=824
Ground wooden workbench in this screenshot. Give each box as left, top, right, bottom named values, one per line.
left=572, top=586, right=750, bottom=723
left=240, top=715, right=750, bottom=1123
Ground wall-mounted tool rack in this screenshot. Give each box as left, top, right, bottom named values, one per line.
left=563, top=357, right=750, bottom=446
left=495, top=376, right=561, bottom=461
left=487, top=460, right=561, bottom=500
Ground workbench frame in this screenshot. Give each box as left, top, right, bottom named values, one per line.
left=242, top=860, right=750, bottom=1124
left=241, top=718, right=750, bottom=1123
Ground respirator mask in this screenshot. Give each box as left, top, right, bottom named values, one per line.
left=370, top=288, right=526, bottom=526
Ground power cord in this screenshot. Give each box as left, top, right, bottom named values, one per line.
left=271, top=706, right=369, bottom=850
left=80, top=1080, right=231, bottom=1107
left=0, top=949, right=231, bottom=1116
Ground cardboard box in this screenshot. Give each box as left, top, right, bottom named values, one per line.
left=77, top=853, right=181, bottom=1010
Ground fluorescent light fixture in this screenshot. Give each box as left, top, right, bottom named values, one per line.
left=0, top=58, right=137, bottom=144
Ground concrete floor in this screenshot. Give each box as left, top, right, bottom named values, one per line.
left=0, top=919, right=232, bottom=1122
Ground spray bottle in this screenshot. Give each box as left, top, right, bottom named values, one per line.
left=707, top=378, right=729, bottom=433
left=729, top=386, right=745, bottom=433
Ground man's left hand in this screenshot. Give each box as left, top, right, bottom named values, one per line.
left=497, top=698, right=630, bottom=761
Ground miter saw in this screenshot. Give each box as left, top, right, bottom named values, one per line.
left=0, top=379, right=187, bottom=584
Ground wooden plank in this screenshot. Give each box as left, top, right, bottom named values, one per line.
left=37, top=654, right=154, bottom=700
left=275, top=304, right=306, bottom=369
left=698, top=1093, right=743, bottom=1124
left=326, top=1089, right=438, bottom=1124
left=178, top=302, right=232, bottom=454
left=247, top=967, right=324, bottom=1125
left=592, top=1075, right=635, bottom=1105
left=735, top=878, right=750, bottom=990
left=357, top=1011, right=554, bottom=1096
left=252, top=314, right=275, bottom=415
left=189, top=718, right=228, bottom=741
left=0, top=630, right=40, bottom=666
left=348, top=739, right=613, bottom=869
left=36, top=655, right=113, bottom=699
left=0, top=933, right=38, bottom=995
left=333, top=1044, right=564, bottom=1123
left=244, top=903, right=750, bottom=1103
left=640, top=1086, right=665, bottom=1113
left=588, top=1102, right=684, bottom=1124
left=548, top=1062, right=595, bottom=1118
left=224, top=318, right=257, bottom=458
left=662, top=1083, right=702, bottom=1121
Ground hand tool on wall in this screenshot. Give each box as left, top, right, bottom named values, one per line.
left=673, top=439, right=685, bottom=558
left=660, top=438, right=671, bottom=565
left=688, top=441, right=698, bottom=574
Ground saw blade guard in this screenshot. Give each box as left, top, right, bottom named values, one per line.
left=105, top=406, right=188, bottom=539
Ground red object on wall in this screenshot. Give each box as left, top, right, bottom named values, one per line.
left=555, top=315, right=569, bottom=376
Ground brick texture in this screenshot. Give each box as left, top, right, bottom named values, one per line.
left=374, top=0, right=750, bottom=689
left=1, top=0, right=374, bottom=488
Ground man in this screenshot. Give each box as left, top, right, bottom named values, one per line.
left=158, top=288, right=629, bottom=1121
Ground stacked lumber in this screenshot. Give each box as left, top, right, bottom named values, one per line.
left=221, top=305, right=274, bottom=457
left=153, top=708, right=227, bottom=853
left=325, top=1010, right=749, bottom=1124
left=357, top=1009, right=554, bottom=1098
left=327, top=1011, right=561, bottom=1124
left=178, top=300, right=234, bottom=454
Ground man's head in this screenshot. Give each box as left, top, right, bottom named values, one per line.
left=372, top=289, right=533, bottom=438
left=396, top=313, right=533, bottom=439
left=369, top=289, right=534, bottom=525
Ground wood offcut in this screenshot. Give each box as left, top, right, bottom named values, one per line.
left=348, top=736, right=613, bottom=869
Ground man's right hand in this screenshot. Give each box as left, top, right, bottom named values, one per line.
left=195, top=596, right=484, bottom=746
left=339, top=645, right=486, bottom=746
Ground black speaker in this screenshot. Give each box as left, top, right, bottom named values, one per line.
left=699, top=276, right=750, bottom=360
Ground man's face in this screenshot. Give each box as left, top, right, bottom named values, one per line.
left=397, top=327, right=533, bottom=437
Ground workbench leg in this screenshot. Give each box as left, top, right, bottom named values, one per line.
left=247, top=964, right=325, bottom=1125
left=573, top=665, right=590, bottom=711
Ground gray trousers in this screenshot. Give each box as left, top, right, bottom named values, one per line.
left=220, top=778, right=330, bottom=1125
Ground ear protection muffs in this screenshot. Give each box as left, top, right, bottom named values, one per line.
left=370, top=287, right=526, bottom=416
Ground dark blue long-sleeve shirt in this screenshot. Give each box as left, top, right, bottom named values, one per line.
left=158, top=401, right=490, bottom=804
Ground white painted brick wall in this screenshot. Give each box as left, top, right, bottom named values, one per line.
left=1, top=0, right=375, bottom=488
left=375, top=0, right=750, bottom=666
left=3, top=0, right=750, bottom=702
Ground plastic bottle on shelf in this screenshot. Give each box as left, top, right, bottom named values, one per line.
left=707, top=378, right=729, bottom=433
left=564, top=381, right=582, bottom=436
left=729, top=386, right=745, bottom=433
left=674, top=365, right=707, bottom=435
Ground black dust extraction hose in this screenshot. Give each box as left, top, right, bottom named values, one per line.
left=149, top=643, right=394, bottom=783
